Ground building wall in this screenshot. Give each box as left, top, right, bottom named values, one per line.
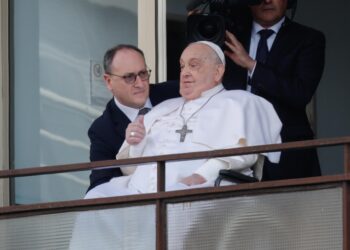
left=0, top=0, right=9, bottom=206
left=296, top=0, right=350, bottom=175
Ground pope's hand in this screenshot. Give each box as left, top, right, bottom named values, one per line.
left=180, top=174, right=206, bottom=186
left=126, top=115, right=145, bottom=145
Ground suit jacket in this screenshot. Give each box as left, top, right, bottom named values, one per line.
left=223, top=18, right=326, bottom=180
left=87, top=80, right=180, bottom=191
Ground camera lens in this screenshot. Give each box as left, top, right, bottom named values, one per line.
left=187, top=14, right=226, bottom=47
left=198, top=19, right=219, bottom=39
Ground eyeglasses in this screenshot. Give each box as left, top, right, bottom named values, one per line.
left=107, top=69, right=151, bottom=84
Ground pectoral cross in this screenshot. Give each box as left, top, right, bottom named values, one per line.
left=175, top=124, right=193, bottom=142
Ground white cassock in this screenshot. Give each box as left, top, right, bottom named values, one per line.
left=71, top=85, right=282, bottom=249
left=85, top=84, right=282, bottom=198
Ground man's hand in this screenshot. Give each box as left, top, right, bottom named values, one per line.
left=125, top=115, right=145, bottom=145
left=180, top=174, right=206, bottom=186
left=224, top=30, right=256, bottom=71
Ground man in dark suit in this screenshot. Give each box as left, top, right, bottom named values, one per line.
left=223, top=0, right=325, bottom=180
left=87, top=44, right=179, bottom=191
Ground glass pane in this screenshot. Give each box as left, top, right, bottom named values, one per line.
left=167, top=187, right=343, bottom=250
left=0, top=204, right=155, bottom=250
left=166, top=0, right=191, bottom=80
left=11, top=0, right=138, bottom=203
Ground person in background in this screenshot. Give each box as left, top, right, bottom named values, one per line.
left=223, top=0, right=325, bottom=180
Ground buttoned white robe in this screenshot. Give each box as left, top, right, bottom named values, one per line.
left=85, top=87, right=282, bottom=198
left=71, top=88, right=282, bottom=249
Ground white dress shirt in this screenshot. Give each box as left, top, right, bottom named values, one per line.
left=114, top=96, right=152, bottom=121
left=247, top=17, right=285, bottom=91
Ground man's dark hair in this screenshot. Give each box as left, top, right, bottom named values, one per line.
left=103, top=44, right=145, bottom=73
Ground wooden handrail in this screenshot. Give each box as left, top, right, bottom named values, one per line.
left=1, top=136, right=350, bottom=179
left=0, top=174, right=349, bottom=218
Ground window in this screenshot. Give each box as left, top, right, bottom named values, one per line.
left=11, top=0, right=139, bottom=203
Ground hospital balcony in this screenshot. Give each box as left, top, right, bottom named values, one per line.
left=0, top=137, right=350, bottom=250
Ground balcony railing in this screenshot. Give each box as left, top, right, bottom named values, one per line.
left=0, top=136, right=350, bottom=249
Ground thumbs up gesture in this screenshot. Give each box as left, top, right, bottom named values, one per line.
left=126, top=115, right=146, bottom=145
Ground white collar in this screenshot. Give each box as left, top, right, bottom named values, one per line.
left=252, top=17, right=285, bottom=36
left=113, top=97, right=152, bottom=121
left=200, top=84, right=224, bottom=98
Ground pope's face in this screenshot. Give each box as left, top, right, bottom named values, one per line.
left=179, top=44, right=224, bottom=100
left=250, top=0, right=288, bottom=28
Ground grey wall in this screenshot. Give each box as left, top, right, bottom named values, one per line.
left=295, top=0, right=350, bottom=175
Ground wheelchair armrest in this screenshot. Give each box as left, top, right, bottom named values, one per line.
left=214, top=169, right=259, bottom=187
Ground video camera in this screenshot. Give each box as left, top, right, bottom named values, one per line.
left=186, top=0, right=297, bottom=47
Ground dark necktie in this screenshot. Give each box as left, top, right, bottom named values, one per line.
left=256, top=29, right=274, bottom=64
left=137, top=107, right=151, bottom=115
